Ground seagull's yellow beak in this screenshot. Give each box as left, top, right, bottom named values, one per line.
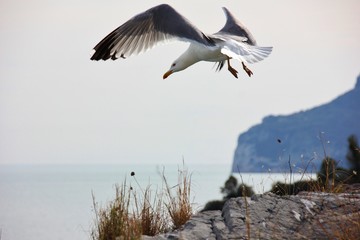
left=163, top=70, right=174, bottom=79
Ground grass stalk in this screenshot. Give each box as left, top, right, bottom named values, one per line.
left=162, top=165, right=193, bottom=230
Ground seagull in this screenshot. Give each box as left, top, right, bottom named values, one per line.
left=91, top=4, right=272, bottom=79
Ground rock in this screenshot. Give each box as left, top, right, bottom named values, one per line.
left=143, top=189, right=360, bottom=239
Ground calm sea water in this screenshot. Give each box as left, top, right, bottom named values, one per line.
left=0, top=164, right=314, bottom=240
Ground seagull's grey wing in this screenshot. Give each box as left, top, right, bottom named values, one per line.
left=215, top=7, right=257, bottom=46
left=91, top=4, right=214, bottom=61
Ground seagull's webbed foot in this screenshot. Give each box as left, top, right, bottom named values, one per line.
left=227, top=59, right=238, bottom=79
left=242, top=62, right=253, bottom=77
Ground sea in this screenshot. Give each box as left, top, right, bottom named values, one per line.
left=0, top=164, right=315, bottom=240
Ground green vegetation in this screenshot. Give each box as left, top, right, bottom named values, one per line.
left=202, top=175, right=254, bottom=211
left=91, top=166, right=193, bottom=240
left=346, top=134, right=360, bottom=183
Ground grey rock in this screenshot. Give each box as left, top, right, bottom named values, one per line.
left=144, top=188, right=360, bottom=239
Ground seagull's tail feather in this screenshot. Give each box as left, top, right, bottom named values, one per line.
left=214, top=61, right=225, bottom=72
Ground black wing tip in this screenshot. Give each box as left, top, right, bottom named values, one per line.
left=90, top=53, right=100, bottom=61
left=90, top=51, right=111, bottom=61
left=90, top=49, right=126, bottom=61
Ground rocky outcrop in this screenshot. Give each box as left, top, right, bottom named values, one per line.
left=144, top=185, right=360, bottom=239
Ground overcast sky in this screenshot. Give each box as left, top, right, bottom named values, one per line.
left=1, top=0, right=359, bottom=165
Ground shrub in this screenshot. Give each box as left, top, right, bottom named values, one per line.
left=201, top=200, right=226, bottom=212
left=203, top=175, right=255, bottom=211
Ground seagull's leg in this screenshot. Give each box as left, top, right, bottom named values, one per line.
left=242, top=62, right=253, bottom=77
left=227, top=58, right=238, bottom=79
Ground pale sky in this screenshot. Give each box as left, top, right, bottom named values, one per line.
left=1, top=0, right=359, bottom=165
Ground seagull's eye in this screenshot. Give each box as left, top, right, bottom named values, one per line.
left=172, top=63, right=176, bottom=67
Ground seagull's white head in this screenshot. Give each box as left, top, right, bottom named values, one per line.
left=163, top=60, right=187, bottom=79
left=163, top=50, right=199, bottom=79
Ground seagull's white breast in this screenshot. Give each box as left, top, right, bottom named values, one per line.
left=188, top=43, right=227, bottom=62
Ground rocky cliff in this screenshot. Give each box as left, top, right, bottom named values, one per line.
left=232, top=75, right=360, bottom=172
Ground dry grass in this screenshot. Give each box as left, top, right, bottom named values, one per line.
left=237, top=174, right=251, bottom=239
left=162, top=167, right=193, bottom=230
left=91, top=165, right=193, bottom=240
left=91, top=182, right=142, bottom=240
left=243, top=188, right=251, bottom=240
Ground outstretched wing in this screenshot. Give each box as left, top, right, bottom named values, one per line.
left=91, top=4, right=215, bottom=61
left=213, top=7, right=272, bottom=65
left=215, top=7, right=257, bottom=46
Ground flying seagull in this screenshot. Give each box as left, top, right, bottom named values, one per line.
left=91, top=4, right=272, bottom=79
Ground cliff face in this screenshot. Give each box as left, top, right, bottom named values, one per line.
left=232, top=75, right=360, bottom=173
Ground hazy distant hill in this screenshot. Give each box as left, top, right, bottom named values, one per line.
left=232, top=75, right=360, bottom=173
